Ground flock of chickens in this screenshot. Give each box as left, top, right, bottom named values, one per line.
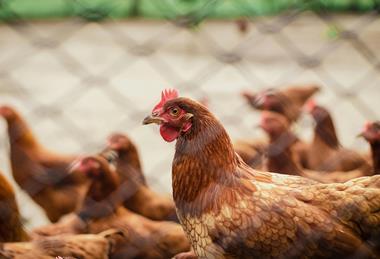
left=0, top=85, right=379, bottom=259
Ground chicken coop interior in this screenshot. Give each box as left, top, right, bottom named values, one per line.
left=0, top=0, right=380, bottom=258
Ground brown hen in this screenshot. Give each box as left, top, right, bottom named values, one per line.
left=237, top=85, right=318, bottom=167
left=34, top=154, right=190, bottom=259
left=258, top=112, right=367, bottom=183
left=101, top=133, right=178, bottom=222
left=305, top=101, right=371, bottom=174
left=0, top=172, right=30, bottom=242
left=0, top=105, right=89, bottom=222
left=259, top=111, right=305, bottom=176
left=242, top=84, right=320, bottom=122
left=144, top=89, right=380, bottom=258
left=0, top=167, right=123, bottom=259
left=360, top=121, right=380, bottom=174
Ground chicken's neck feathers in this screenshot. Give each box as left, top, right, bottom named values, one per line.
left=266, top=131, right=302, bottom=175
left=118, top=152, right=146, bottom=186
left=172, top=111, right=262, bottom=217
left=7, top=115, right=39, bottom=150
left=313, top=114, right=340, bottom=149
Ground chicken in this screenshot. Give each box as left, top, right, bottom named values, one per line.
left=234, top=114, right=309, bottom=170
left=360, top=121, right=380, bottom=174
left=242, top=84, right=320, bottom=122
left=0, top=229, right=123, bottom=259
left=236, top=85, right=318, bottom=167
left=258, top=112, right=367, bottom=183
left=79, top=154, right=189, bottom=258
left=34, top=154, right=190, bottom=259
left=0, top=105, right=89, bottom=222
left=259, top=111, right=305, bottom=175
left=305, top=101, right=371, bottom=174
left=143, top=89, right=380, bottom=258
left=0, top=167, right=123, bottom=259
left=102, top=133, right=178, bottom=221
left=0, top=172, right=30, bottom=242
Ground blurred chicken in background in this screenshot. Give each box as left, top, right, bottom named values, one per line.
left=236, top=85, right=319, bottom=169
left=242, top=85, right=320, bottom=122
left=0, top=172, right=30, bottom=242
left=102, top=133, right=178, bottom=222
left=360, top=121, right=380, bottom=174
left=34, top=154, right=190, bottom=259
left=0, top=165, right=124, bottom=258
left=0, top=105, right=90, bottom=223
left=304, top=101, right=371, bottom=174
left=259, top=111, right=305, bottom=175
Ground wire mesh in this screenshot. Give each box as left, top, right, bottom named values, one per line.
left=0, top=1, right=379, bottom=228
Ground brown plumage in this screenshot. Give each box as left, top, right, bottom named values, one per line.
left=234, top=111, right=309, bottom=171
left=300, top=168, right=368, bottom=184
left=102, top=133, right=178, bottom=222
left=360, top=121, right=380, bottom=174
left=305, top=102, right=371, bottom=174
left=236, top=85, right=318, bottom=167
left=0, top=229, right=123, bottom=259
left=259, top=111, right=305, bottom=176
left=242, top=84, right=320, bottom=122
left=34, top=154, right=190, bottom=259
left=143, top=89, right=380, bottom=258
left=258, top=111, right=367, bottom=183
left=0, top=164, right=123, bottom=259
left=0, top=105, right=89, bottom=222
left=233, top=139, right=266, bottom=170
left=0, top=172, right=30, bottom=242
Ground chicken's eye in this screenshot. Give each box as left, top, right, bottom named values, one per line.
left=169, top=107, right=180, bottom=117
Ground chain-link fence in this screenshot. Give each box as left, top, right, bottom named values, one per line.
left=0, top=1, right=380, bottom=228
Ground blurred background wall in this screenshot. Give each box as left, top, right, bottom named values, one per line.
left=0, top=0, right=379, bottom=228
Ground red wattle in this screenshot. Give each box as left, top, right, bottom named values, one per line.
left=160, top=125, right=180, bottom=142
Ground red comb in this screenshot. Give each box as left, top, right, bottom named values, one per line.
left=364, top=121, right=372, bottom=130
left=152, top=88, right=179, bottom=113
left=305, top=99, right=316, bottom=112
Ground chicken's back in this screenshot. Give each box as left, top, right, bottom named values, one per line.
left=179, top=171, right=380, bottom=258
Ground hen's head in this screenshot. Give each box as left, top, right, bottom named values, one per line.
left=143, top=89, right=205, bottom=142
left=74, top=155, right=119, bottom=200
left=242, top=89, right=291, bottom=116
left=0, top=105, right=18, bottom=122
left=73, top=156, right=105, bottom=179
left=260, top=111, right=290, bottom=138
left=305, top=100, right=330, bottom=122
left=360, top=121, right=380, bottom=144
left=74, top=156, right=120, bottom=218
left=106, top=133, right=132, bottom=152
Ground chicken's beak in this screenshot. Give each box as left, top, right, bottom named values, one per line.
left=142, top=115, right=165, bottom=125
left=356, top=132, right=365, bottom=138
